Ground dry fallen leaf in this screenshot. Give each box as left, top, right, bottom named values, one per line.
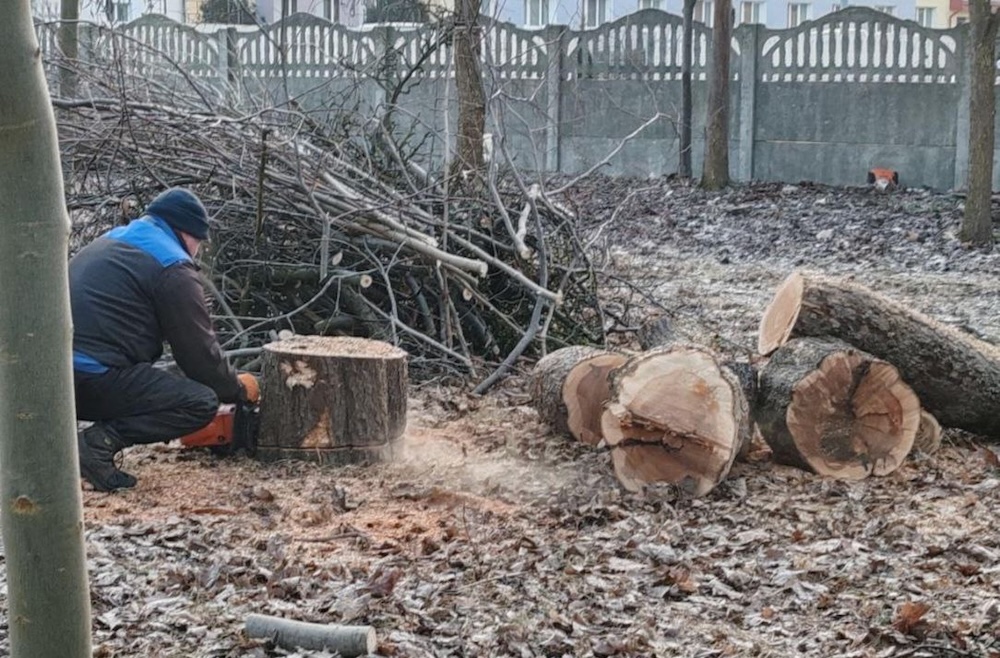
left=893, top=601, right=931, bottom=635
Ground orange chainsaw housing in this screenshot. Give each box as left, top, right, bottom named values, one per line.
left=179, top=404, right=236, bottom=448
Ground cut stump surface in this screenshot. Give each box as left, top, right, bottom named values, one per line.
left=258, top=336, right=408, bottom=465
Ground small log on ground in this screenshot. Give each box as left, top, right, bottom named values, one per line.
left=756, top=336, right=920, bottom=479
left=258, top=335, right=408, bottom=464
left=600, top=344, right=751, bottom=496
left=912, top=410, right=943, bottom=455
left=758, top=270, right=1000, bottom=439
left=245, top=614, right=375, bottom=656
left=530, top=346, right=628, bottom=445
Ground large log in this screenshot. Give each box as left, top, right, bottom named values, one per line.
left=600, top=345, right=751, bottom=496
left=258, top=336, right=408, bottom=464
left=530, top=346, right=628, bottom=445
left=756, top=336, right=920, bottom=479
left=758, top=270, right=1000, bottom=439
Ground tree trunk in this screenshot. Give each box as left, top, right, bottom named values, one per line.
left=452, top=0, right=486, bottom=177
left=58, top=0, right=79, bottom=98
left=756, top=337, right=920, bottom=479
left=960, top=0, right=1000, bottom=248
left=601, top=345, right=751, bottom=496
left=257, top=336, right=408, bottom=464
left=701, top=0, right=731, bottom=189
left=679, top=0, right=695, bottom=178
left=0, top=3, right=93, bottom=656
left=758, top=270, right=1000, bottom=439
left=530, top=346, right=628, bottom=445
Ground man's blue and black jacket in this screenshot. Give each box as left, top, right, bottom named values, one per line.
left=69, top=215, right=241, bottom=403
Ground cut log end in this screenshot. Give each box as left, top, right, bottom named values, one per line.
left=564, top=353, right=629, bottom=445
left=772, top=342, right=920, bottom=479
left=602, top=347, right=749, bottom=497
left=530, top=346, right=626, bottom=445
left=757, top=270, right=805, bottom=356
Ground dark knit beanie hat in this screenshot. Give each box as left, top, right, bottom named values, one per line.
left=146, top=187, right=210, bottom=240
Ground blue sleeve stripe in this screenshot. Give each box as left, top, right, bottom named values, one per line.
left=106, top=217, right=191, bottom=267
left=73, top=350, right=109, bottom=374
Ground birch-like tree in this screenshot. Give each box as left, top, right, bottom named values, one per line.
left=0, top=2, right=93, bottom=656
left=960, top=0, right=1000, bottom=248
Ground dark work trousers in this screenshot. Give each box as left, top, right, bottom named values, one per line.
left=74, top=363, right=219, bottom=446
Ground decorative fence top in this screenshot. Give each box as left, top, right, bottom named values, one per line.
left=758, top=7, right=961, bottom=84
left=33, top=8, right=986, bottom=85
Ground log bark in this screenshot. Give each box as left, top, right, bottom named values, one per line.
left=245, top=614, right=375, bottom=656
left=258, top=336, right=408, bottom=464
left=530, top=346, right=628, bottom=445
left=913, top=410, right=943, bottom=455
left=601, top=344, right=751, bottom=496
left=756, top=337, right=920, bottom=479
left=758, top=270, right=1000, bottom=439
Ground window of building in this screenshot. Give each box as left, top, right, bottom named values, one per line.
left=874, top=4, right=894, bottom=14
left=583, top=0, right=607, bottom=27
left=916, top=6, right=934, bottom=25
left=115, top=1, right=130, bottom=21
left=695, top=0, right=714, bottom=25
left=787, top=2, right=809, bottom=26
left=281, top=0, right=298, bottom=15
left=323, top=0, right=334, bottom=19
left=831, top=3, right=842, bottom=10
left=740, top=1, right=762, bottom=23
left=638, top=0, right=662, bottom=9
left=525, top=0, right=549, bottom=25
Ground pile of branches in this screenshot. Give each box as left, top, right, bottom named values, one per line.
left=49, top=38, right=605, bottom=385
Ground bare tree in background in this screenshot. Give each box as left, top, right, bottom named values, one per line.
left=960, top=0, right=1000, bottom=248
left=0, top=2, right=93, bottom=655
left=701, top=0, right=731, bottom=189
left=58, top=0, right=78, bottom=97
left=452, top=0, right=486, bottom=177
left=679, top=0, right=696, bottom=178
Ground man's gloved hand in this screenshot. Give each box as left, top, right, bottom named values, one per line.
left=237, top=372, right=260, bottom=404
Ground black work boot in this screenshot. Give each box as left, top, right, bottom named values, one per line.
left=77, top=425, right=137, bottom=492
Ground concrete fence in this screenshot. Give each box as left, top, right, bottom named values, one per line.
left=34, top=8, right=995, bottom=191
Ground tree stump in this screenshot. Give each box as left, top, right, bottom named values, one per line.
left=758, top=270, right=1000, bottom=439
left=257, top=336, right=408, bottom=465
left=530, top=346, right=628, bottom=445
left=600, top=344, right=751, bottom=496
left=756, top=336, right=920, bottom=479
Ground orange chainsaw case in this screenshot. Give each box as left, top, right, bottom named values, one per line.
left=179, top=404, right=236, bottom=448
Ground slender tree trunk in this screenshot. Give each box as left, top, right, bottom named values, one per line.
left=679, top=0, right=695, bottom=178
left=452, top=0, right=486, bottom=177
left=0, top=3, right=93, bottom=656
left=701, top=0, right=732, bottom=189
left=58, top=0, right=79, bottom=98
left=961, top=0, right=1000, bottom=248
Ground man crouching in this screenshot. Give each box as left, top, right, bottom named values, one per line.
left=69, top=187, right=250, bottom=491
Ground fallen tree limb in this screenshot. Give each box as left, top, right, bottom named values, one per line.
left=244, top=614, right=376, bottom=656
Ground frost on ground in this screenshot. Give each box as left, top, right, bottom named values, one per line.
left=2, top=178, right=1000, bottom=658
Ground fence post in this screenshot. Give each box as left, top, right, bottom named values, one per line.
left=544, top=24, right=567, bottom=173
left=736, top=23, right=759, bottom=183
left=953, top=24, right=970, bottom=192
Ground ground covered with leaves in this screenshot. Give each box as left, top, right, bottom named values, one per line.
left=5, top=178, right=1000, bottom=658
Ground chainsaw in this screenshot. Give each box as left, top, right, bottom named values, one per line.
left=179, top=372, right=260, bottom=456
